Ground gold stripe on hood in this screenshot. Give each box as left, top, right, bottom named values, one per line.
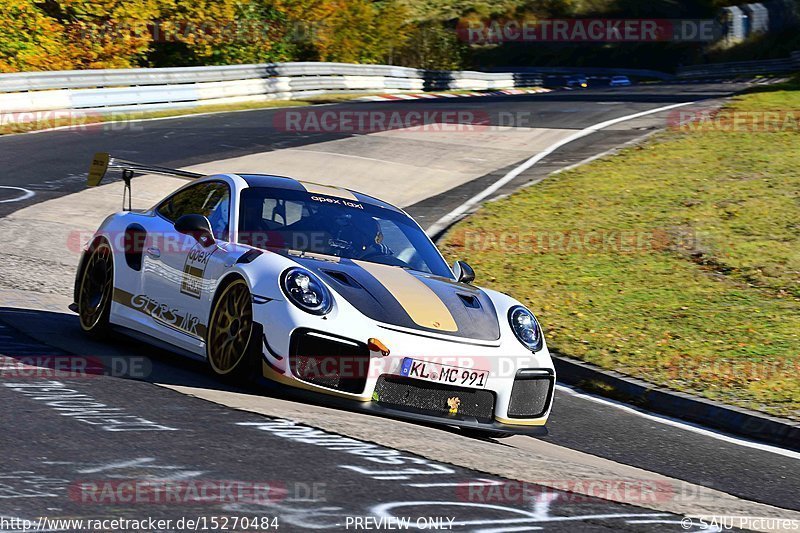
left=354, top=261, right=458, bottom=332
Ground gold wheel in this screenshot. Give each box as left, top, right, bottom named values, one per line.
left=78, top=241, right=113, bottom=332
left=207, top=279, right=254, bottom=376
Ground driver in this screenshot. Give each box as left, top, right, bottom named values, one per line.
left=331, top=213, right=391, bottom=258
left=358, top=217, right=391, bottom=258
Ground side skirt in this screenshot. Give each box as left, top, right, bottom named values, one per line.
left=110, top=324, right=206, bottom=363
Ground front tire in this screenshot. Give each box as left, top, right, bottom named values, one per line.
left=77, top=240, right=114, bottom=337
left=207, top=278, right=257, bottom=380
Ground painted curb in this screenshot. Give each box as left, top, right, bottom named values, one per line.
left=356, top=87, right=551, bottom=102
left=552, top=353, right=800, bottom=452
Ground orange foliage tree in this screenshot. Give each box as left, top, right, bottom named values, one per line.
left=0, top=0, right=455, bottom=72
left=0, top=0, right=74, bottom=72
left=275, top=0, right=412, bottom=63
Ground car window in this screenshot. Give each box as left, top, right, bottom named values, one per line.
left=157, top=182, right=231, bottom=240
left=238, top=187, right=452, bottom=277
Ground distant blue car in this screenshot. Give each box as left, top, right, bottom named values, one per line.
left=609, top=75, right=632, bottom=87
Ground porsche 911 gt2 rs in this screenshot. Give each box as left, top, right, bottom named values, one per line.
left=72, top=153, right=555, bottom=437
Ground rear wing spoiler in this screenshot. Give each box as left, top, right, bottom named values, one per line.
left=88, top=152, right=203, bottom=210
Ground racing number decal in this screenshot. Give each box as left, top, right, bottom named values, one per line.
left=180, top=244, right=215, bottom=299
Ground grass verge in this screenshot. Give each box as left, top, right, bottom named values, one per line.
left=440, top=81, right=800, bottom=420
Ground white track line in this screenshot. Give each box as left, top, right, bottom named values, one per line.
left=425, top=101, right=697, bottom=237
left=556, top=384, right=800, bottom=461
left=0, top=186, right=35, bottom=203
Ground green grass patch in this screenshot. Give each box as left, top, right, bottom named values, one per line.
left=440, top=87, right=800, bottom=420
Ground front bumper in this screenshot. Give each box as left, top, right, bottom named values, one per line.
left=257, top=360, right=548, bottom=436
left=255, top=302, right=556, bottom=434
left=364, top=402, right=549, bottom=436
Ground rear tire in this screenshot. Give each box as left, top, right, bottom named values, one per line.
left=77, top=240, right=114, bottom=337
left=206, top=278, right=258, bottom=381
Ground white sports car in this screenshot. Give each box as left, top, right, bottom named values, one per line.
left=73, top=153, right=555, bottom=437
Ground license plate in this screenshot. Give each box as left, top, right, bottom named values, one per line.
left=400, top=358, right=489, bottom=389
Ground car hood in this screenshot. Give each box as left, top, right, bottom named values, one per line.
left=286, top=253, right=501, bottom=341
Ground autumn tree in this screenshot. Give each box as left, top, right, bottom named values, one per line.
left=37, top=0, right=160, bottom=69
left=0, top=0, right=73, bottom=72
left=275, top=0, right=412, bottom=63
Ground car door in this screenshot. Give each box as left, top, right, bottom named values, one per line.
left=142, top=181, right=233, bottom=353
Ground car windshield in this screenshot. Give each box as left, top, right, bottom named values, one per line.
left=238, top=187, right=453, bottom=278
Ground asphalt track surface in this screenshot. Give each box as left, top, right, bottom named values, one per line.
left=0, top=336, right=685, bottom=533
left=0, top=82, right=797, bottom=531
left=0, top=82, right=745, bottom=218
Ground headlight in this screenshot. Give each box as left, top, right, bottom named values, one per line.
left=281, top=268, right=332, bottom=315
left=508, top=306, right=543, bottom=351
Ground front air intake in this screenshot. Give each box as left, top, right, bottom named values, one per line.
left=507, top=369, right=554, bottom=419
left=289, top=329, right=370, bottom=394
left=373, top=375, right=496, bottom=423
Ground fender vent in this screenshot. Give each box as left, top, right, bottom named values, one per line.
left=457, top=294, right=481, bottom=309
left=124, top=224, right=146, bottom=272
left=236, top=249, right=262, bottom=264
left=321, top=270, right=361, bottom=288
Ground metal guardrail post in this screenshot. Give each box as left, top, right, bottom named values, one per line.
left=676, top=51, right=800, bottom=78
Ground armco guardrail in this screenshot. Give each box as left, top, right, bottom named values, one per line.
left=0, top=62, right=546, bottom=124
left=677, top=53, right=800, bottom=78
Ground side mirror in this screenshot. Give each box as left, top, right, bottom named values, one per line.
left=175, top=214, right=215, bottom=247
left=453, top=260, right=475, bottom=284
